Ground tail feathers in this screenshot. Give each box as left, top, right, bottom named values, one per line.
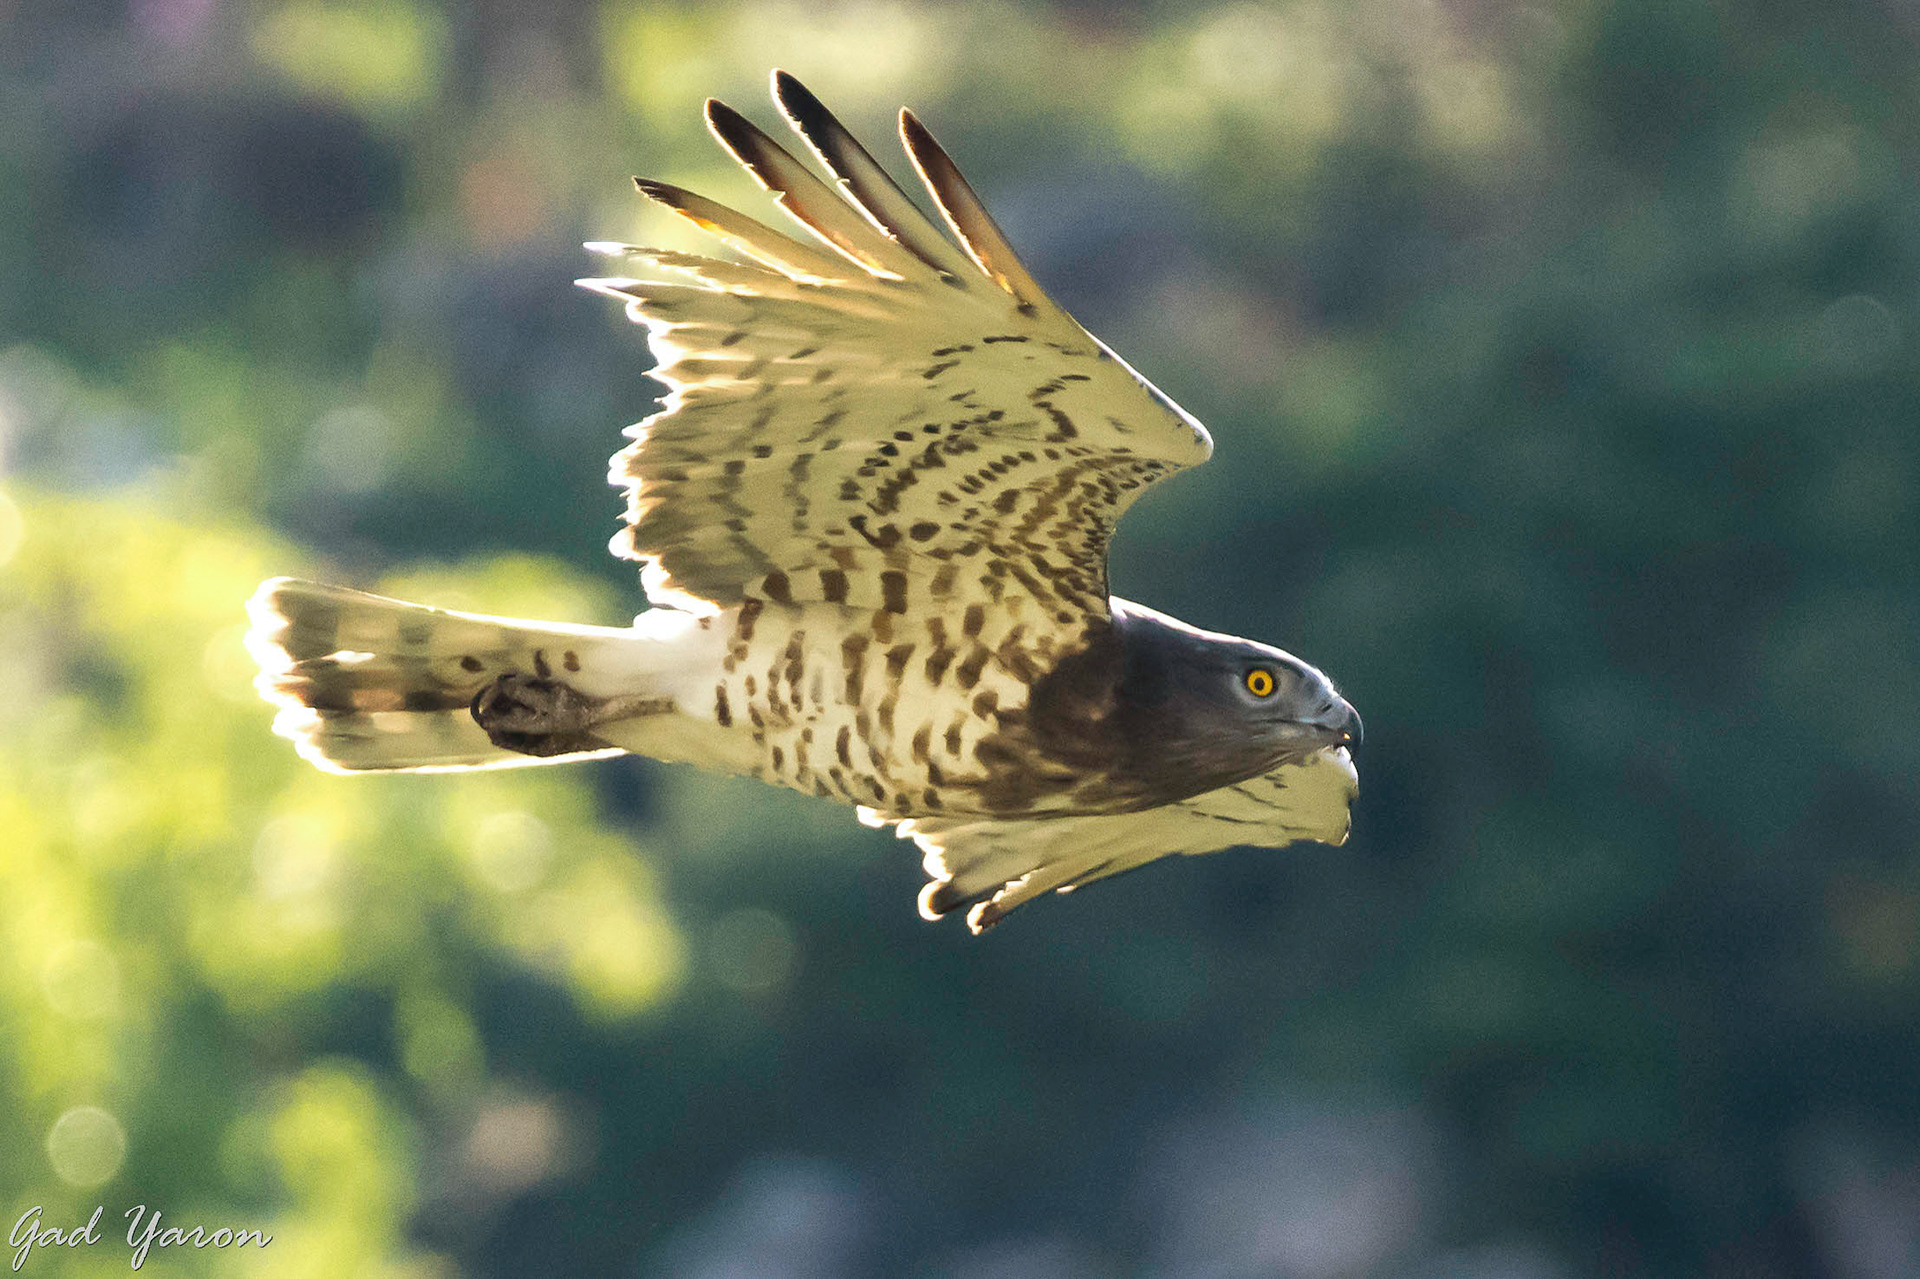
left=246, top=577, right=638, bottom=773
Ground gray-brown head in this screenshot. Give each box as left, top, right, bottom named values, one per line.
left=1107, top=598, right=1360, bottom=805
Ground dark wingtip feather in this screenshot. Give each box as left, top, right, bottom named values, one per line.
left=896, top=109, right=1048, bottom=306
left=770, top=76, right=969, bottom=278
left=770, top=67, right=806, bottom=104
left=772, top=70, right=832, bottom=138
left=704, top=98, right=788, bottom=182
left=704, top=89, right=918, bottom=280
left=702, top=97, right=753, bottom=151
left=704, top=96, right=801, bottom=192
left=627, top=175, right=847, bottom=281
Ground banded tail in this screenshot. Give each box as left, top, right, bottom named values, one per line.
left=245, top=578, right=654, bottom=773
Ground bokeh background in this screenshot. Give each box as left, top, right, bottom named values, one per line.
left=3, top=0, right=1918, bottom=1275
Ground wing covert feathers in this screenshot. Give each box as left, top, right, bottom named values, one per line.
left=593, top=71, right=1214, bottom=621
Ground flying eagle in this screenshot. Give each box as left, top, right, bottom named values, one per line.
left=247, top=72, right=1361, bottom=933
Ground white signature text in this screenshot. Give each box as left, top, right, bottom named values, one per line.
left=10, top=1205, right=272, bottom=1271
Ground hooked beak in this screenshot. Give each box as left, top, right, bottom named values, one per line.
left=1327, top=696, right=1363, bottom=747
left=1302, top=696, right=1362, bottom=748
left=1275, top=695, right=1362, bottom=755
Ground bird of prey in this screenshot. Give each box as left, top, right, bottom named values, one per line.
left=247, top=71, right=1361, bottom=933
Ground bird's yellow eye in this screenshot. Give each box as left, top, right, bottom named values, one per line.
left=1245, top=668, right=1276, bottom=698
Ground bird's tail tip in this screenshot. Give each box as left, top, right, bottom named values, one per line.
left=244, top=577, right=627, bottom=774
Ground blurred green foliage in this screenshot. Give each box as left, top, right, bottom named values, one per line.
left=2, top=0, right=1918, bottom=1275
left=1, top=487, right=686, bottom=1274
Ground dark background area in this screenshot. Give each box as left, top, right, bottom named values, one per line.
left=2, top=0, right=1917, bottom=1275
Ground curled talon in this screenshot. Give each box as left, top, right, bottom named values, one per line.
left=472, top=674, right=604, bottom=756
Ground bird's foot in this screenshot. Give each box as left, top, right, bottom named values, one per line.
left=471, top=674, right=608, bottom=757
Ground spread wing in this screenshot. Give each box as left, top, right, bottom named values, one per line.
left=876, top=748, right=1359, bottom=933
left=580, top=71, right=1212, bottom=655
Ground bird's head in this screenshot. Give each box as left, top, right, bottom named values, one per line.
left=1110, top=599, right=1360, bottom=797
